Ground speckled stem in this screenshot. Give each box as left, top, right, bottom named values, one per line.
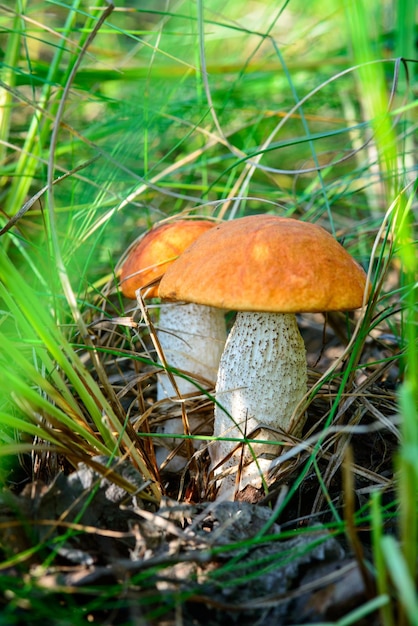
left=155, top=302, right=226, bottom=471
left=210, top=311, right=307, bottom=498
left=157, top=302, right=226, bottom=400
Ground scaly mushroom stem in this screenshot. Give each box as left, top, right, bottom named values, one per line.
left=210, top=311, right=307, bottom=498
left=157, top=302, right=226, bottom=400
left=155, top=301, right=226, bottom=471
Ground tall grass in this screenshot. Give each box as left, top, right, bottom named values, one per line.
left=343, top=2, right=417, bottom=624
left=0, top=0, right=417, bottom=622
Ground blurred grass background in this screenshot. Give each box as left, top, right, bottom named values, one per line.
left=3, top=0, right=415, bottom=277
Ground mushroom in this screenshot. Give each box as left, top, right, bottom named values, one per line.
left=120, top=219, right=227, bottom=399
left=158, top=215, right=370, bottom=497
left=119, top=219, right=227, bottom=471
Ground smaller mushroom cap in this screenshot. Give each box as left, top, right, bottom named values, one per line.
left=120, top=220, right=215, bottom=299
left=159, top=215, right=370, bottom=313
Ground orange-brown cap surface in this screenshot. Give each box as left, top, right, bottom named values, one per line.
left=159, top=215, right=370, bottom=313
left=120, top=220, right=215, bottom=299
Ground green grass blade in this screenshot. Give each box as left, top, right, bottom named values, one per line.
left=0, top=1, right=26, bottom=174
left=382, top=535, right=418, bottom=626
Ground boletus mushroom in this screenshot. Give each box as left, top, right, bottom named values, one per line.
left=119, top=219, right=227, bottom=471
left=158, top=215, right=370, bottom=497
left=120, top=219, right=227, bottom=399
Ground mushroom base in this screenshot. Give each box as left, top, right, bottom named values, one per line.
left=210, top=311, right=307, bottom=499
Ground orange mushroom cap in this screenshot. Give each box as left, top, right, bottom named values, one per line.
left=119, top=219, right=216, bottom=299
left=159, top=215, right=370, bottom=313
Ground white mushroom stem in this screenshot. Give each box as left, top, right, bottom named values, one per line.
left=210, top=311, right=307, bottom=498
left=155, top=302, right=226, bottom=471
left=157, top=302, right=226, bottom=400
